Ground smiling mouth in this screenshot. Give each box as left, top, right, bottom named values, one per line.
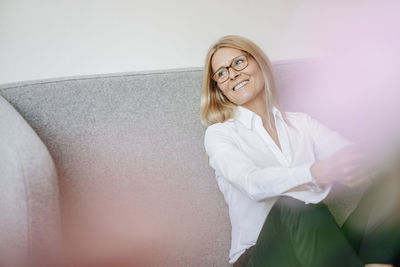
left=233, top=80, right=249, bottom=91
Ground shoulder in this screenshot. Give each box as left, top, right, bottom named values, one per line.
left=204, top=119, right=239, bottom=149
left=282, top=111, right=329, bottom=137
left=282, top=111, right=312, bottom=128
left=284, top=111, right=310, bottom=121
left=286, top=111, right=331, bottom=130
left=205, top=120, right=235, bottom=140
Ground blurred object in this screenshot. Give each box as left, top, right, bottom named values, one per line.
left=313, top=2, right=400, bottom=157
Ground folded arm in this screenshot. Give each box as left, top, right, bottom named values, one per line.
left=205, top=126, right=315, bottom=202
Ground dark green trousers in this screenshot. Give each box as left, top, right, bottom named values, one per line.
left=233, top=175, right=400, bottom=267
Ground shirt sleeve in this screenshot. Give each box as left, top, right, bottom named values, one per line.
left=204, top=124, right=315, bottom=202
left=304, top=114, right=353, bottom=160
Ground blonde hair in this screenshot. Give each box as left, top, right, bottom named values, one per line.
left=200, top=35, right=287, bottom=129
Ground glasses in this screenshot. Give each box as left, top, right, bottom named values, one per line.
left=212, top=53, right=249, bottom=83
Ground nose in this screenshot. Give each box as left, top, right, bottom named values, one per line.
left=228, top=67, right=240, bottom=80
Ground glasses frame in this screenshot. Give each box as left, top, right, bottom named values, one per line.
left=212, top=53, right=249, bottom=84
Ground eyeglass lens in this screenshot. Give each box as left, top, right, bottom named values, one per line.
left=213, top=54, right=248, bottom=83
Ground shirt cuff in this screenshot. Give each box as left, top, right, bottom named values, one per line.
left=306, top=177, right=324, bottom=193
left=306, top=162, right=324, bottom=193
left=290, top=162, right=323, bottom=193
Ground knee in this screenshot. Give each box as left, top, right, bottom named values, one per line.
left=275, top=196, right=331, bottom=224
left=275, top=196, right=324, bottom=213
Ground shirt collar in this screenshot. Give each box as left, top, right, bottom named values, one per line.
left=236, top=105, right=282, bottom=130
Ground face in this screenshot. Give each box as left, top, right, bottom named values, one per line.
left=211, top=47, right=265, bottom=109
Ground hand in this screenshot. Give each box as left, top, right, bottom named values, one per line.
left=311, top=145, right=368, bottom=187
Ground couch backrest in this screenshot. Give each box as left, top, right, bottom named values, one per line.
left=0, top=63, right=359, bottom=266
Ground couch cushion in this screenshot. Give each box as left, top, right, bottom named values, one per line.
left=0, top=95, right=61, bottom=267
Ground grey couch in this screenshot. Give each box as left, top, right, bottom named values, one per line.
left=0, top=62, right=362, bottom=266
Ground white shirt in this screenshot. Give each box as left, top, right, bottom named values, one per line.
left=203, top=106, right=351, bottom=264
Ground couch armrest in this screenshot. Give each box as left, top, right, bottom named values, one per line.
left=0, top=95, right=61, bottom=267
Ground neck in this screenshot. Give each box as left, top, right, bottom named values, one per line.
left=240, top=91, right=272, bottom=127
left=240, top=95, right=280, bottom=150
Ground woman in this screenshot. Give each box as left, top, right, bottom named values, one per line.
left=201, top=35, right=400, bottom=267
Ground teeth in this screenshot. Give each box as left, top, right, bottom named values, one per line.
left=234, top=81, right=249, bottom=91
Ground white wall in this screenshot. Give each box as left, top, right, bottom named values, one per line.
left=2, top=1, right=398, bottom=84
left=0, top=0, right=322, bottom=84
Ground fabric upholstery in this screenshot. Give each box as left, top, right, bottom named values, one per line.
left=0, top=63, right=364, bottom=266
left=0, top=95, right=61, bottom=267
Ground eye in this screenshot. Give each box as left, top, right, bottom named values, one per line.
left=235, top=59, right=244, bottom=65
left=217, top=69, right=227, bottom=77
left=233, top=55, right=247, bottom=67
